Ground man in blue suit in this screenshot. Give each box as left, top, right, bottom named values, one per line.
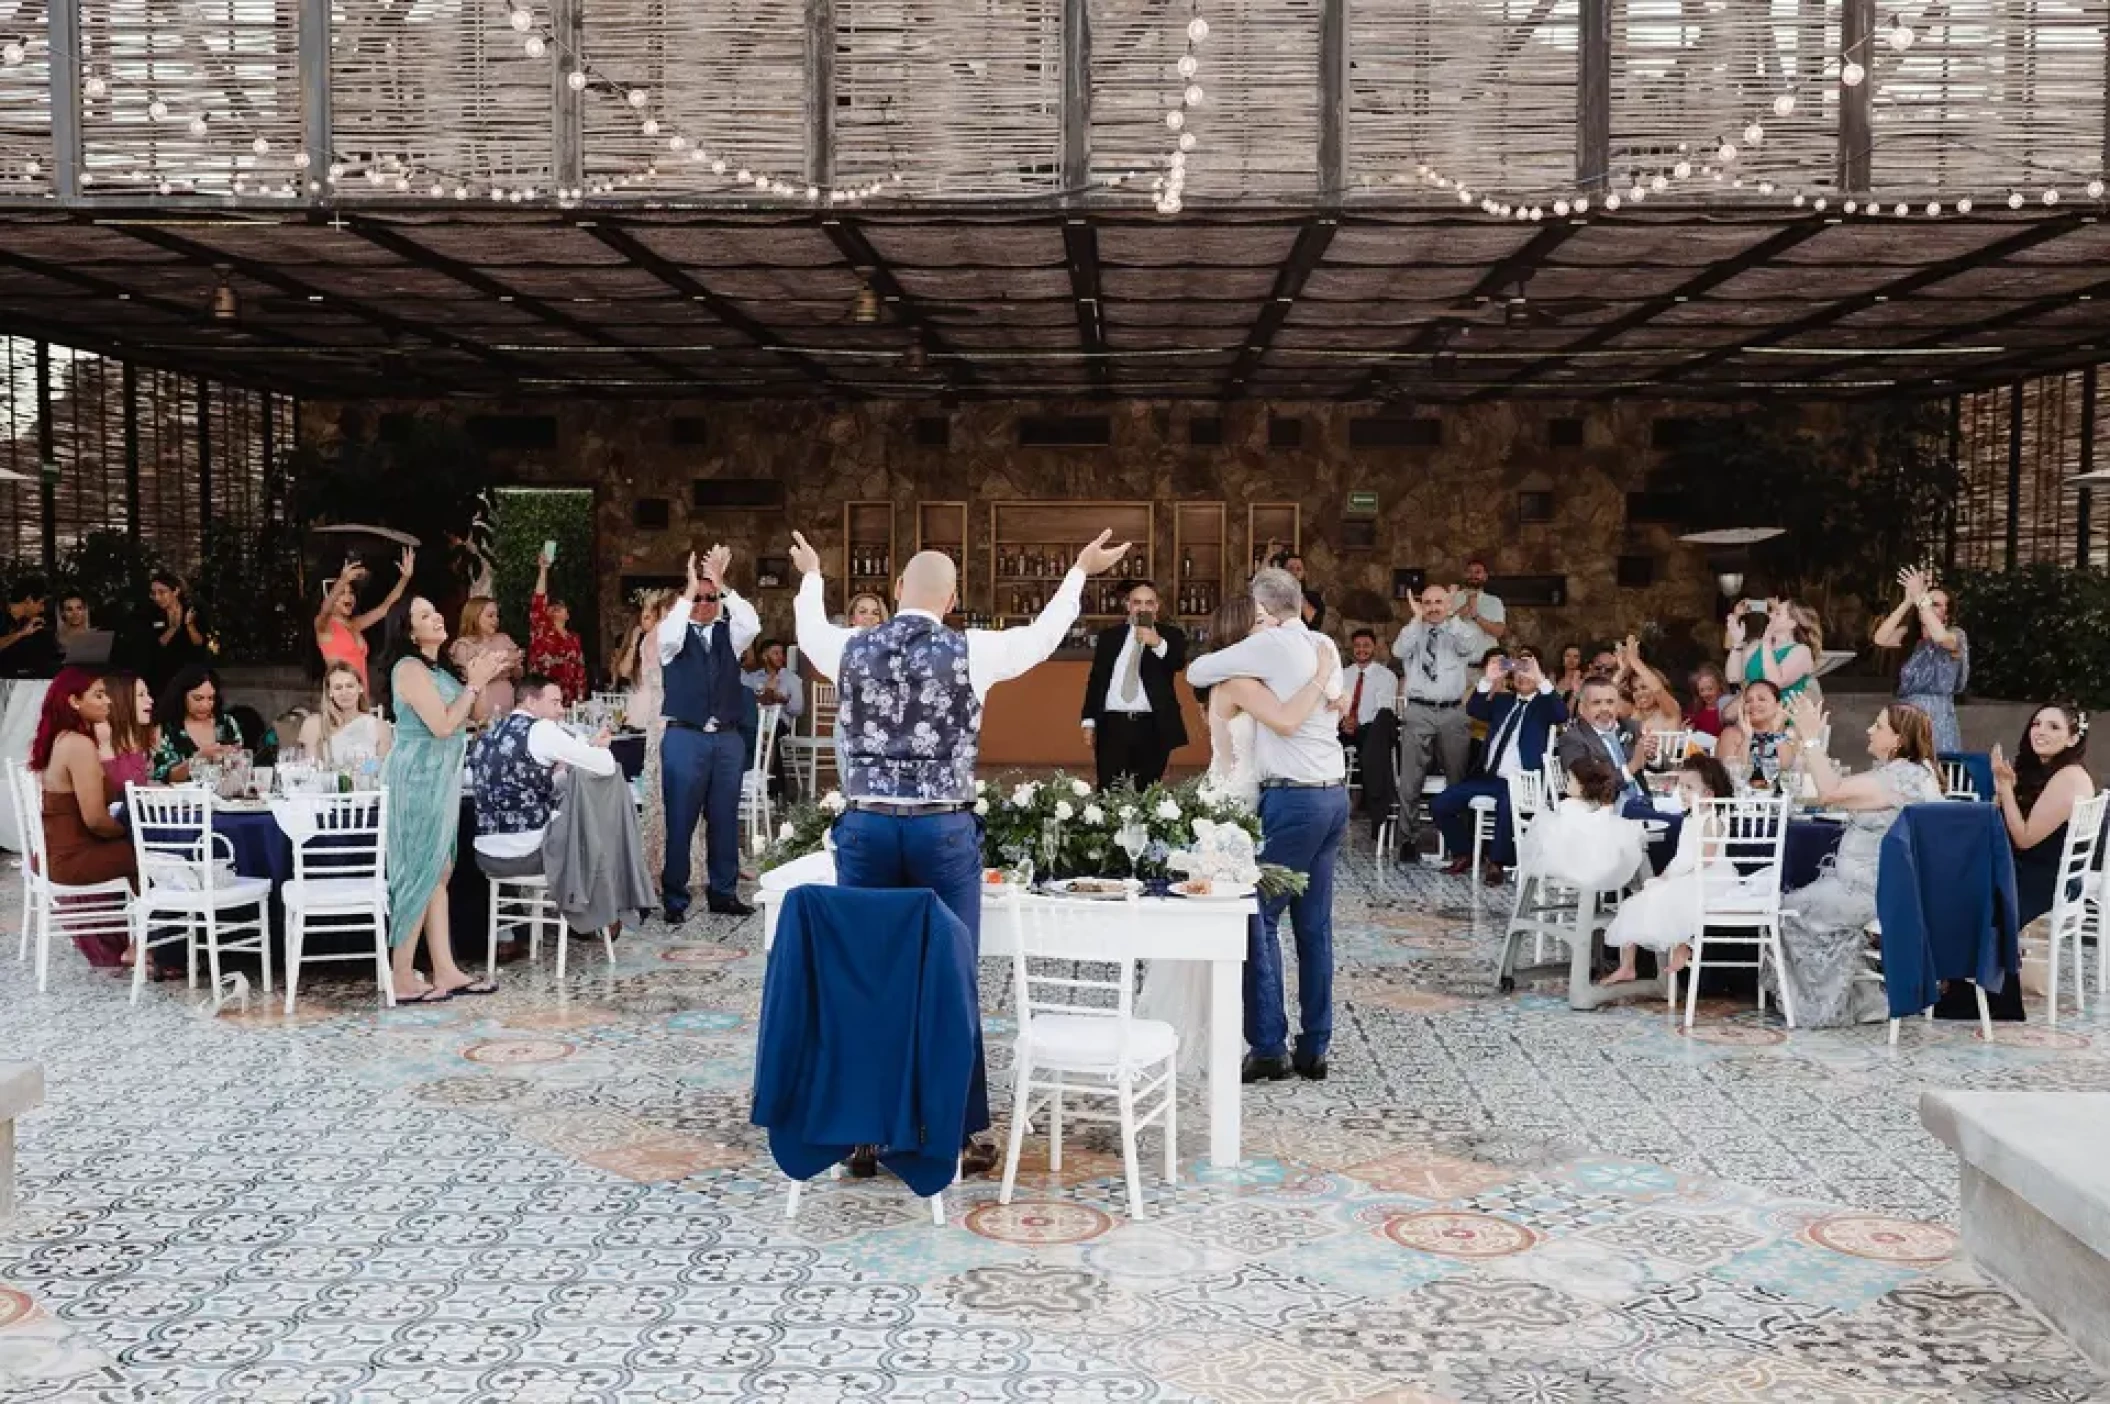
left=1433, top=647, right=1567, bottom=883
left=655, top=545, right=761, bottom=923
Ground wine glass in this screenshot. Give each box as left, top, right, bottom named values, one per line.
left=1116, top=822, right=1148, bottom=877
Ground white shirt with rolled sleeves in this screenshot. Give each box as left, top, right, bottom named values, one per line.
left=1183, top=621, right=1347, bottom=785
left=655, top=588, right=761, bottom=670
left=741, top=668, right=804, bottom=720
left=472, top=714, right=623, bottom=860
left=794, top=569, right=1084, bottom=810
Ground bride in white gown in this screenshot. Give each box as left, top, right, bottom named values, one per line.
left=1138, top=595, right=1339, bottom=1070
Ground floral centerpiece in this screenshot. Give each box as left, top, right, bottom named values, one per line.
left=760, top=771, right=1308, bottom=899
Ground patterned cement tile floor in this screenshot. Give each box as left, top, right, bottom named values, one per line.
left=2, top=842, right=2108, bottom=1403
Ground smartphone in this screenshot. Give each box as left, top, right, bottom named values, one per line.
left=1742, top=598, right=1768, bottom=614
left=1136, top=610, right=1157, bottom=630
left=542, top=539, right=558, bottom=563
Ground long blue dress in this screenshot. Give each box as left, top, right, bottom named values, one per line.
left=1897, top=630, right=1969, bottom=754
left=384, top=656, right=468, bottom=947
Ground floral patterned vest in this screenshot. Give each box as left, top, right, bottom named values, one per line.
left=836, top=614, right=981, bottom=802
left=469, top=711, right=554, bottom=837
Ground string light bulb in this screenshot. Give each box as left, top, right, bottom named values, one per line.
left=524, top=35, right=545, bottom=57
left=1886, top=17, right=1916, bottom=51
left=187, top=115, right=207, bottom=136
left=1165, top=110, right=1184, bottom=130
left=641, top=118, right=659, bottom=136
left=2043, top=187, right=2060, bottom=205
left=567, top=69, right=585, bottom=90
left=508, top=8, right=531, bottom=30
left=1184, top=84, right=1204, bottom=106
left=1773, top=93, right=1795, bottom=117
left=2, top=42, right=24, bottom=66
left=147, top=98, right=167, bottom=120
left=84, top=75, right=105, bottom=99
left=1743, top=123, right=1763, bottom=145
left=1841, top=61, right=1865, bottom=87
left=1955, top=197, right=1972, bottom=213
left=2007, top=190, right=2024, bottom=209
left=1187, top=17, right=1208, bottom=40
left=1177, top=55, right=1197, bottom=77
left=2090, top=180, right=2106, bottom=199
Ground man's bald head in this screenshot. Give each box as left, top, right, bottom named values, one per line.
left=898, top=550, right=957, bottom=615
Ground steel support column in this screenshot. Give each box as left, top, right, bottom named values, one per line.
left=2080, top=366, right=2098, bottom=567
left=35, top=343, right=55, bottom=572
left=2005, top=380, right=2023, bottom=570
left=47, top=0, right=83, bottom=203
left=1838, top=0, right=1874, bottom=193
left=553, top=0, right=583, bottom=194
left=805, top=0, right=835, bottom=190
left=1061, top=0, right=1091, bottom=194
left=299, top=0, right=332, bottom=202
left=122, top=362, right=140, bottom=541
left=1318, top=0, right=1349, bottom=202
left=1577, top=0, right=1610, bottom=193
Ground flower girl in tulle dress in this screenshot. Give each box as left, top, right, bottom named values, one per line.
left=1601, top=754, right=1739, bottom=985
left=1526, top=752, right=1650, bottom=898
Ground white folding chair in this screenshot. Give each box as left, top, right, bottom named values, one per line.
left=485, top=870, right=613, bottom=982
left=7, top=761, right=133, bottom=994
left=2044, top=791, right=2107, bottom=1027
left=125, top=783, right=273, bottom=1007
left=1541, top=744, right=1569, bottom=804
left=999, top=891, right=1177, bottom=1221
left=1939, top=759, right=1981, bottom=801
left=1503, top=768, right=1547, bottom=943
left=1646, top=729, right=1693, bottom=768
left=742, top=703, right=784, bottom=853
left=280, top=790, right=391, bottom=1014
left=779, top=681, right=838, bottom=797
left=1685, top=794, right=1794, bottom=1031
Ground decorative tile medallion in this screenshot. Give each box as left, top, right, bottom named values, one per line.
left=962, top=1200, right=1116, bottom=1247
left=1382, top=1210, right=1540, bottom=1259
left=1803, top=1213, right=1959, bottom=1264
left=459, top=1038, right=576, bottom=1066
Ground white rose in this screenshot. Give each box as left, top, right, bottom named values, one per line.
left=975, top=779, right=988, bottom=796
left=974, top=798, right=990, bottom=816
left=749, top=834, right=766, bottom=855
left=1118, top=806, right=1137, bottom=822
left=1053, top=801, right=1075, bottom=822
left=1011, top=784, right=1036, bottom=807
left=1155, top=800, right=1181, bottom=822
left=1082, top=804, right=1106, bottom=826
left=777, top=821, right=794, bottom=841
left=820, top=790, right=846, bottom=815
left=1070, top=778, right=1092, bottom=798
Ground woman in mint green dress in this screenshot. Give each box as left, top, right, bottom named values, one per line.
left=384, top=597, right=506, bottom=1002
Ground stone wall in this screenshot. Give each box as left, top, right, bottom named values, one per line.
left=303, top=398, right=1723, bottom=670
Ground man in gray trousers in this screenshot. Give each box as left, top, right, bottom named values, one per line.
left=1389, top=582, right=1490, bottom=864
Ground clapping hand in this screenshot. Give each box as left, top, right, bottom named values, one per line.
left=1786, top=693, right=1827, bottom=746
left=703, top=545, right=732, bottom=587
left=1076, top=530, right=1132, bottom=576
left=788, top=531, right=822, bottom=578
left=1990, top=742, right=2017, bottom=794
left=466, top=650, right=506, bottom=690
left=684, top=551, right=702, bottom=596
left=1724, top=609, right=1748, bottom=648
left=398, top=546, right=416, bottom=578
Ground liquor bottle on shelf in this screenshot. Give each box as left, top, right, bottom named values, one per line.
left=1182, top=548, right=1193, bottom=581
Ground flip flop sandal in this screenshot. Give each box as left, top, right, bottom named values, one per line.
left=451, top=980, right=500, bottom=997
left=412, top=986, right=456, bottom=1004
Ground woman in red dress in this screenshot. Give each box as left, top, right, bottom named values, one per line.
left=527, top=550, right=587, bottom=704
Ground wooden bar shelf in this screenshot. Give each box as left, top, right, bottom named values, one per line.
left=841, top=500, right=896, bottom=588
left=1246, top=502, right=1302, bottom=576
left=1172, top=501, right=1227, bottom=621
left=988, top=499, right=1154, bottom=622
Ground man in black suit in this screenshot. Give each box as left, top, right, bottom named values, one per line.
left=1081, top=580, right=1187, bottom=790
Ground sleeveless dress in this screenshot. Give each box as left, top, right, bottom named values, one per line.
left=319, top=618, right=370, bottom=695
left=1767, top=759, right=1943, bottom=1027
left=633, top=633, right=669, bottom=879
left=1896, top=632, right=1969, bottom=754
left=1607, top=810, right=1740, bottom=955
left=1743, top=645, right=1812, bottom=705
left=383, top=659, right=469, bottom=947
left=318, top=714, right=387, bottom=768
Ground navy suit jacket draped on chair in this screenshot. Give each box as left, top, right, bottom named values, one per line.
left=751, top=885, right=978, bottom=1197
left=1875, top=802, right=2020, bottom=1020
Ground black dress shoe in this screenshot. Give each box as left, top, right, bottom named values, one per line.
left=959, top=1140, right=1001, bottom=1176
left=1293, top=1053, right=1329, bottom=1081
left=846, top=1145, right=880, bottom=1178
left=1396, top=846, right=1421, bottom=867
left=1241, top=1054, right=1294, bottom=1083
left=706, top=896, right=756, bottom=917
left=662, top=906, right=688, bottom=926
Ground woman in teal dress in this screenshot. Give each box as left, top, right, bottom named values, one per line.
left=1725, top=597, right=1819, bottom=710
left=384, top=597, right=506, bottom=1003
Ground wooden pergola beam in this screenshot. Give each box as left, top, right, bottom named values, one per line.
left=1224, top=218, right=1335, bottom=399
left=1837, top=0, right=1875, bottom=193
left=1063, top=219, right=1111, bottom=397
left=805, top=0, right=836, bottom=191
left=822, top=218, right=981, bottom=388
left=1061, top=0, right=1090, bottom=195
left=1576, top=0, right=1610, bottom=192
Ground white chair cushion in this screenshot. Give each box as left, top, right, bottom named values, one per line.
left=1468, top=796, right=1499, bottom=813
left=284, top=877, right=385, bottom=910
left=1019, top=1014, right=1178, bottom=1071
left=141, top=874, right=272, bottom=910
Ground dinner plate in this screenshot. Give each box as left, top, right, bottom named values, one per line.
left=1043, top=877, right=1141, bottom=900
left=217, top=799, right=272, bottom=814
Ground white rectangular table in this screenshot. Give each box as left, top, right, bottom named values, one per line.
left=758, top=852, right=1252, bottom=1168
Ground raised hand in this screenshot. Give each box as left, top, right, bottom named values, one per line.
left=466, top=650, right=507, bottom=689
left=1075, top=530, right=1132, bottom=576
left=788, top=531, right=822, bottom=578
left=1786, top=692, right=1827, bottom=745
left=1725, top=610, right=1748, bottom=647
left=398, top=546, right=416, bottom=578
left=704, top=544, right=733, bottom=586
left=1990, top=742, right=2016, bottom=793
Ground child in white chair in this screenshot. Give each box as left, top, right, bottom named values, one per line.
left=1531, top=751, right=1649, bottom=897
left=1602, top=754, right=1738, bottom=985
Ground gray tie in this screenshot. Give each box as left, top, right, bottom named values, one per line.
left=1118, top=633, right=1143, bottom=705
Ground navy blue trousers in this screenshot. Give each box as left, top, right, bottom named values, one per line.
left=1249, top=785, right=1350, bottom=1062
left=661, top=726, right=745, bottom=915
left=830, top=808, right=992, bottom=1138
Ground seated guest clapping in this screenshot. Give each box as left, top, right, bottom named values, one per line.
left=1557, top=677, right=1652, bottom=811
left=1432, top=648, right=1566, bottom=883
left=467, top=673, right=620, bottom=880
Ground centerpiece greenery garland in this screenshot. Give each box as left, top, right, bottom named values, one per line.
left=760, top=771, right=1309, bottom=899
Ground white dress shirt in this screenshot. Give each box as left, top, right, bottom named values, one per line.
left=794, top=569, right=1082, bottom=701
left=1340, top=661, right=1398, bottom=727
left=1088, top=625, right=1170, bottom=723
left=1450, top=587, right=1506, bottom=632
left=655, top=588, right=761, bottom=668
left=741, top=668, right=805, bottom=720
left=1184, top=621, right=1346, bottom=785
left=473, top=715, right=622, bottom=859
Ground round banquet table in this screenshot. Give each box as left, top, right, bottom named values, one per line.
left=1642, top=810, right=1846, bottom=891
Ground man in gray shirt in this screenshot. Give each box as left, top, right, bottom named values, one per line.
left=1391, top=582, right=1491, bottom=863
left=1186, top=568, right=1347, bottom=1084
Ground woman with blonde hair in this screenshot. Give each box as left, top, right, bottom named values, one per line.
left=296, top=661, right=394, bottom=766
left=845, top=591, right=890, bottom=630
left=629, top=588, right=676, bottom=877
left=447, top=595, right=520, bottom=721
left=1726, top=597, right=1819, bottom=707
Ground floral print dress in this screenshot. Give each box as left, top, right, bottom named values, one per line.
left=529, top=592, right=587, bottom=705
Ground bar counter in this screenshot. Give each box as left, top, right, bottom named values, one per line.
left=979, top=658, right=1212, bottom=771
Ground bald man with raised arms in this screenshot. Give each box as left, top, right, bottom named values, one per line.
left=789, top=528, right=1134, bottom=1174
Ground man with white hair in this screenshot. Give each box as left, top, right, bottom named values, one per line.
left=1184, top=566, right=1348, bottom=1083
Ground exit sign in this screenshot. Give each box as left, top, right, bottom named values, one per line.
left=1346, top=491, right=1379, bottom=516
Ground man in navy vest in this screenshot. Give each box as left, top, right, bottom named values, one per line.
left=790, top=526, right=1133, bottom=1174
left=655, top=545, right=761, bottom=922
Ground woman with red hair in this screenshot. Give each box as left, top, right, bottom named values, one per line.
left=29, top=667, right=137, bottom=965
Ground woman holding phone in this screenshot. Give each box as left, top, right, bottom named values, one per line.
left=527, top=544, right=587, bottom=705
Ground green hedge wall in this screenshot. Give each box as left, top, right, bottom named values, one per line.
left=1948, top=564, right=2110, bottom=708
left=490, top=488, right=597, bottom=673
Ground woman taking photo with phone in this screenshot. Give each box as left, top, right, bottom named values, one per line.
left=527, top=545, right=586, bottom=706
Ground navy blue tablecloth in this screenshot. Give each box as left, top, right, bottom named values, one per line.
left=1643, top=811, right=1844, bottom=891
left=613, top=733, right=646, bottom=782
